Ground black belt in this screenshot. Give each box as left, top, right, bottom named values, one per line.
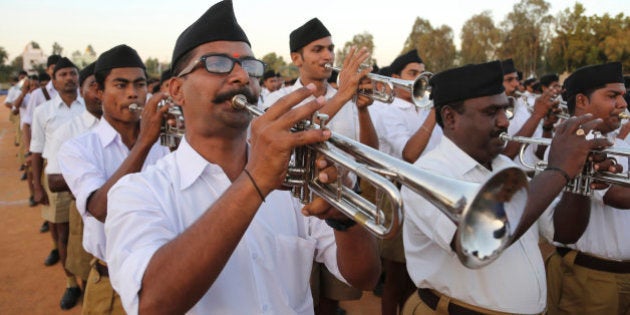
left=418, top=288, right=484, bottom=315
left=95, top=260, right=109, bottom=277
left=557, top=247, right=630, bottom=274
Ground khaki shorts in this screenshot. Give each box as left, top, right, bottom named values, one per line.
left=41, top=173, right=72, bottom=223
left=65, top=200, right=93, bottom=281
left=310, top=262, right=362, bottom=305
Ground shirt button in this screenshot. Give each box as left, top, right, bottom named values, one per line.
left=251, top=252, right=258, bottom=260
left=262, top=304, right=269, bottom=312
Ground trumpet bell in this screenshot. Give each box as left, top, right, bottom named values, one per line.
left=457, top=167, right=528, bottom=268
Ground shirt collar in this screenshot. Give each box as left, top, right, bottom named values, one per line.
left=94, top=118, right=122, bottom=148
left=438, top=137, right=511, bottom=178
left=175, top=137, right=215, bottom=190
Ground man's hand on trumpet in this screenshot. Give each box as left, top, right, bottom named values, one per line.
left=547, top=114, right=613, bottom=181
left=335, top=46, right=372, bottom=102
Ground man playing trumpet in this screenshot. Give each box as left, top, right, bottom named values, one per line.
left=401, top=60, right=613, bottom=315
left=546, top=62, right=630, bottom=315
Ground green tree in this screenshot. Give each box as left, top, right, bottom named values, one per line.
left=497, top=0, right=552, bottom=77
left=260, top=52, right=287, bottom=73
left=400, top=18, right=433, bottom=54
left=30, top=41, right=40, bottom=49
left=52, top=42, right=63, bottom=55
left=334, top=32, right=376, bottom=67
left=85, top=45, right=97, bottom=57
left=144, top=57, right=160, bottom=78
left=545, top=3, right=590, bottom=72
left=0, top=47, right=8, bottom=66
left=460, top=11, right=501, bottom=64
left=400, top=18, right=456, bottom=72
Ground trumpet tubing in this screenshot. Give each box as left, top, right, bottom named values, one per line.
left=325, top=64, right=434, bottom=109
left=233, top=94, right=530, bottom=268
left=499, top=132, right=630, bottom=195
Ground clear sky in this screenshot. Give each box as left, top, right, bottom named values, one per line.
left=1, top=0, right=628, bottom=68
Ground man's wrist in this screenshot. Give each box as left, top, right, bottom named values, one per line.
left=325, top=218, right=357, bottom=231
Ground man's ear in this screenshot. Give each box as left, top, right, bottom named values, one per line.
left=441, top=106, right=456, bottom=130
left=290, top=52, right=302, bottom=67
left=575, top=93, right=588, bottom=112
left=169, top=77, right=185, bottom=107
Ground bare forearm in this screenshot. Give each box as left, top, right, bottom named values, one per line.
left=511, top=169, right=567, bottom=243
left=358, top=109, right=378, bottom=149
left=334, top=226, right=381, bottom=290
left=31, top=153, right=43, bottom=186
left=48, top=174, right=69, bottom=193
left=403, top=126, right=433, bottom=163
left=138, top=174, right=262, bottom=315
left=553, top=193, right=590, bottom=244
left=603, top=185, right=630, bottom=209
left=87, top=142, right=153, bottom=222
left=503, top=115, right=545, bottom=158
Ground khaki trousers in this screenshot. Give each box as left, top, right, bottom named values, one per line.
left=82, top=260, right=126, bottom=315
left=65, top=200, right=93, bottom=281
left=546, top=251, right=630, bottom=315
left=402, top=289, right=536, bottom=315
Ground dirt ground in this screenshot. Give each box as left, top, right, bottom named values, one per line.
left=0, top=95, right=380, bottom=314
left=0, top=95, right=82, bottom=314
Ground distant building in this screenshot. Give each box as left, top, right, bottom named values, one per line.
left=22, top=42, right=47, bottom=74
left=71, top=45, right=97, bottom=68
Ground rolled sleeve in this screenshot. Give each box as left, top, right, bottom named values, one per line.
left=105, top=174, right=178, bottom=314
left=58, top=139, right=107, bottom=216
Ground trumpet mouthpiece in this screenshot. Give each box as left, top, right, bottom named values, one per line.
left=619, top=112, right=630, bottom=120
left=129, top=103, right=143, bottom=112
left=231, top=94, right=248, bottom=110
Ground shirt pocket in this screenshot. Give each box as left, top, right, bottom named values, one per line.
left=274, top=234, right=316, bottom=311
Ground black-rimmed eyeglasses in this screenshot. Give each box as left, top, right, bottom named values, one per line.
left=178, top=54, right=266, bottom=78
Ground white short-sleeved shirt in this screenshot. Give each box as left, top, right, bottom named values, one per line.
left=263, top=79, right=359, bottom=141
left=553, top=137, right=630, bottom=260
left=57, top=118, right=169, bottom=261
left=5, top=85, right=21, bottom=106
left=30, top=94, right=85, bottom=159
left=46, top=110, right=99, bottom=174
left=402, top=137, right=550, bottom=314
left=23, top=82, right=59, bottom=127
left=105, top=137, right=343, bottom=315
left=369, top=97, right=442, bottom=160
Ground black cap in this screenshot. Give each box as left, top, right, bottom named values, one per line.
left=160, top=69, right=173, bottom=84
left=378, top=66, right=392, bottom=77
left=18, top=70, right=28, bottom=76
left=79, top=62, right=96, bottom=87
left=622, top=75, right=630, bottom=88
left=95, top=44, right=145, bottom=73
left=53, top=57, right=78, bottom=77
left=430, top=60, right=505, bottom=107
left=563, top=62, right=624, bottom=100
left=501, top=59, right=516, bottom=75
left=39, top=72, right=51, bottom=82
left=289, top=18, right=331, bottom=52
left=263, top=70, right=277, bottom=80
left=171, top=0, right=250, bottom=69
left=539, top=73, right=559, bottom=87
left=389, top=50, right=423, bottom=75
left=47, top=55, right=61, bottom=67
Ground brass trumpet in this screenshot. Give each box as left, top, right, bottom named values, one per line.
left=325, top=64, right=434, bottom=109
left=233, top=94, right=529, bottom=269
left=500, top=132, right=630, bottom=196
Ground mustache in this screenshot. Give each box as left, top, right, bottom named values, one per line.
left=213, top=88, right=257, bottom=105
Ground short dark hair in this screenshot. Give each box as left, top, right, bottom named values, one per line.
left=435, top=100, right=465, bottom=128
left=171, top=49, right=196, bottom=78
left=564, top=86, right=601, bottom=116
